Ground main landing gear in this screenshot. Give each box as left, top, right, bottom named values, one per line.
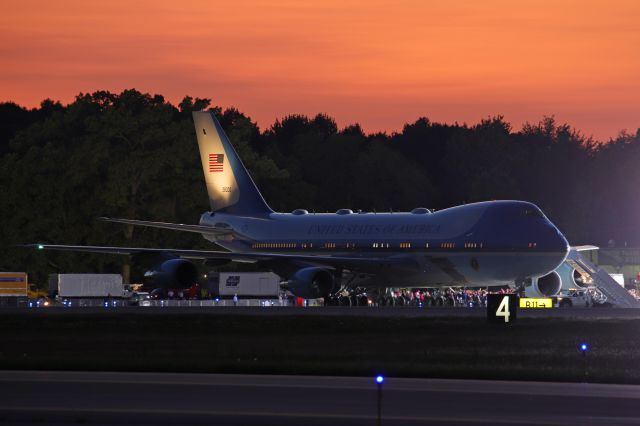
left=324, top=293, right=369, bottom=306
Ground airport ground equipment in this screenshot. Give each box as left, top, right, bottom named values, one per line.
left=49, top=274, right=124, bottom=298
left=128, top=292, right=151, bottom=306
left=567, top=250, right=640, bottom=308
left=209, top=272, right=281, bottom=298
left=555, top=289, right=592, bottom=308
left=524, top=246, right=640, bottom=307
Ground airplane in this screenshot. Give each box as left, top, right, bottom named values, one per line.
left=30, top=110, right=570, bottom=303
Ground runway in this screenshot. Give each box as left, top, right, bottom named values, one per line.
left=1, top=371, right=639, bottom=425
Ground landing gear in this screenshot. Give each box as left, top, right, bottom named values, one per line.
left=323, top=296, right=338, bottom=306
left=339, top=295, right=352, bottom=306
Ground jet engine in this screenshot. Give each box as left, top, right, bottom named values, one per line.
left=571, top=268, right=590, bottom=288
left=144, top=258, right=199, bottom=288
left=285, top=267, right=336, bottom=299
left=525, top=259, right=593, bottom=297
left=531, top=271, right=562, bottom=297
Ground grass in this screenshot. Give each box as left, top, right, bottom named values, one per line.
left=2, top=312, right=640, bottom=383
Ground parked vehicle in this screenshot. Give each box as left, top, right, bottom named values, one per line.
left=209, top=272, right=281, bottom=298
left=128, top=292, right=151, bottom=306
left=49, top=274, right=124, bottom=298
left=556, top=288, right=592, bottom=308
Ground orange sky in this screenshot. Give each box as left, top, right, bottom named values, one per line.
left=1, top=0, right=639, bottom=140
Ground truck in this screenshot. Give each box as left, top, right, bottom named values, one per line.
left=209, top=272, right=281, bottom=298
left=0, top=272, right=28, bottom=297
left=555, top=288, right=594, bottom=308
left=0, top=272, right=28, bottom=306
left=49, top=274, right=124, bottom=298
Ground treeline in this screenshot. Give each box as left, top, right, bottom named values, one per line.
left=1, top=89, right=639, bottom=284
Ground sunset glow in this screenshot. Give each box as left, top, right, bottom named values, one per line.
left=2, top=0, right=639, bottom=140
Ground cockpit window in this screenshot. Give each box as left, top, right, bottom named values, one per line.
left=523, top=208, right=544, bottom=218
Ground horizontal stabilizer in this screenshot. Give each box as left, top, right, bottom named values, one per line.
left=571, top=245, right=599, bottom=252
left=98, top=217, right=233, bottom=235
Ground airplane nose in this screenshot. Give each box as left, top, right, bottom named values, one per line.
left=554, top=228, right=570, bottom=255
left=544, top=223, right=570, bottom=256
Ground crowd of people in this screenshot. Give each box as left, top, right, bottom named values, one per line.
left=386, top=288, right=508, bottom=308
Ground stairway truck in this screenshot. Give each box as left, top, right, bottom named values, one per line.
left=609, top=273, right=625, bottom=287
left=49, top=274, right=124, bottom=298
left=209, top=272, right=281, bottom=298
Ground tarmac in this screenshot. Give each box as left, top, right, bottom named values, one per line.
left=1, top=371, right=639, bottom=425
left=3, top=306, right=640, bottom=319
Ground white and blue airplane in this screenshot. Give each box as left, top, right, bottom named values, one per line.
left=32, top=110, right=570, bottom=300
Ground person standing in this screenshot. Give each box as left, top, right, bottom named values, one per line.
left=233, top=293, right=238, bottom=307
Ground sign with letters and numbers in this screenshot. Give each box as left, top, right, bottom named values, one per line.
left=487, top=294, right=519, bottom=323
left=519, top=298, right=553, bottom=308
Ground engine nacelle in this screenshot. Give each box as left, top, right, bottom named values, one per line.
left=286, top=267, right=336, bottom=299
left=144, top=258, right=198, bottom=289
left=525, top=271, right=562, bottom=297
left=571, top=268, right=589, bottom=288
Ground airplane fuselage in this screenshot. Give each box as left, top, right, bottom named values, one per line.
left=199, top=200, right=569, bottom=288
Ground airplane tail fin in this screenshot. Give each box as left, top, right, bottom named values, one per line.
left=193, top=111, right=273, bottom=216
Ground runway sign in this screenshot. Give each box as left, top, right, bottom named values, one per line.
left=519, top=298, right=553, bottom=308
left=487, top=294, right=518, bottom=323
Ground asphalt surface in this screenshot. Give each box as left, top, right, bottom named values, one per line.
left=3, top=306, right=640, bottom=319
left=1, top=371, right=639, bottom=425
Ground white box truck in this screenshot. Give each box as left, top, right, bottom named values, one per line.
left=49, top=274, right=124, bottom=298
left=210, top=272, right=281, bottom=297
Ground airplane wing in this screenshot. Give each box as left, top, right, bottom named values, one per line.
left=26, top=244, right=412, bottom=269
left=98, top=217, right=233, bottom=235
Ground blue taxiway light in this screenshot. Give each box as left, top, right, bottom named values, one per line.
left=580, top=343, right=589, bottom=352
left=375, top=375, right=384, bottom=384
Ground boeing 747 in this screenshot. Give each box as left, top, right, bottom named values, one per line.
left=31, top=110, right=570, bottom=301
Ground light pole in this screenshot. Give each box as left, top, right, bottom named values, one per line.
left=375, top=375, right=384, bottom=426
left=580, top=343, right=589, bottom=381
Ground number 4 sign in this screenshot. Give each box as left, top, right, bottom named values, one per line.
left=487, top=294, right=519, bottom=323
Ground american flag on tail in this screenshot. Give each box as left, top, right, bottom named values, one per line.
left=209, top=154, right=224, bottom=172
